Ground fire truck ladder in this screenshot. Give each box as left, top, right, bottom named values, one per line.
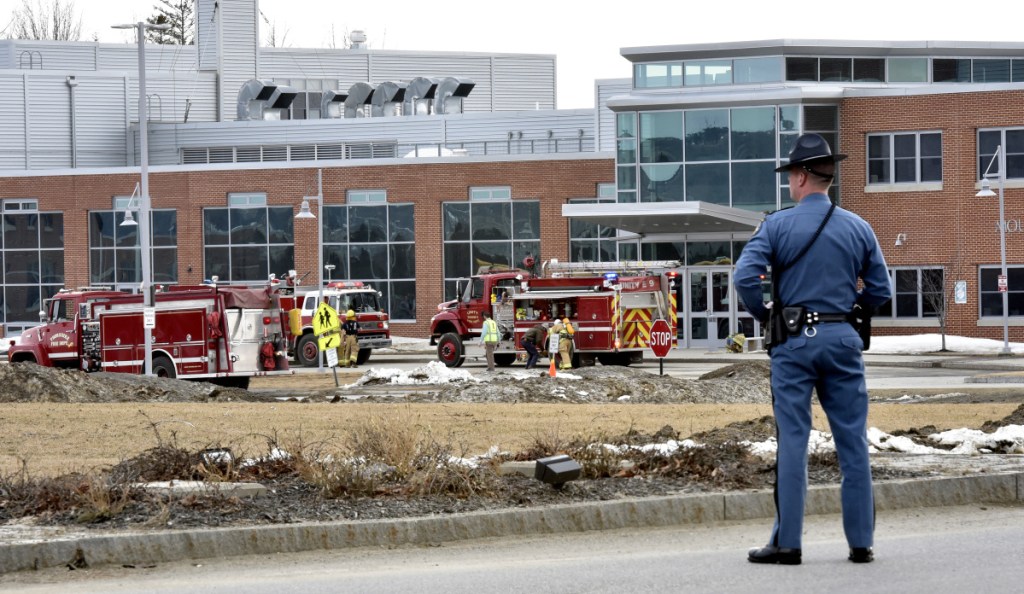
left=542, top=259, right=682, bottom=277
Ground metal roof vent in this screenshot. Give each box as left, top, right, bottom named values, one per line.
left=350, top=29, right=367, bottom=49
left=320, top=90, right=349, bottom=119
left=434, top=77, right=475, bottom=115
left=237, top=79, right=277, bottom=120
left=371, top=81, right=407, bottom=117
left=237, top=79, right=299, bottom=121
left=344, top=82, right=375, bottom=118
left=405, top=77, right=438, bottom=115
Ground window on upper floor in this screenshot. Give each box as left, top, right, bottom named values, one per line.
left=867, top=132, right=942, bottom=185
left=978, top=128, right=1024, bottom=181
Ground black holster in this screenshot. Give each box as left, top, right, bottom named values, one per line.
left=765, top=305, right=805, bottom=353
left=848, top=303, right=873, bottom=351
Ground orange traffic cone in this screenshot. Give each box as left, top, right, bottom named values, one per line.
left=548, top=358, right=557, bottom=377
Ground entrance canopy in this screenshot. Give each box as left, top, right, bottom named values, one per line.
left=561, top=201, right=763, bottom=238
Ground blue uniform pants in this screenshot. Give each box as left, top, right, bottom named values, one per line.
left=522, top=339, right=540, bottom=368
left=768, top=323, right=874, bottom=550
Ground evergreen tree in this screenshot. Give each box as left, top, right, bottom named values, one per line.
left=146, top=0, right=194, bottom=45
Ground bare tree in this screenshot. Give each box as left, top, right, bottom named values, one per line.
left=920, top=267, right=949, bottom=352
left=146, top=0, right=194, bottom=45
left=259, top=10, right=288, bottom=48
left=9, top=0, right=82, bottom=40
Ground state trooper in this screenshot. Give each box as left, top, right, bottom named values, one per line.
left=734, top=133, right=892, bottom=566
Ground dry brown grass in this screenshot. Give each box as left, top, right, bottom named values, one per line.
left=0, top=401, right=1015, bottom=478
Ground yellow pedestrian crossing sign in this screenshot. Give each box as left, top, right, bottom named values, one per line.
left=319, top=331, right=341, bottom=351
left=313, top=302, right=340, bottom=335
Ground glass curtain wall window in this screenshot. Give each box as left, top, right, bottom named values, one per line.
left=629, top=105, right=802, bottom=212
left=979, top=266, right=1024, bottom=318
left=442, top=199, right=540, bottom=300
left=2, top=201, right=64, bottom=331
left=203, top=201, right=294, bottom=283
left=89, top=208, right=178, bottom=288
left=867, top=132, right=943, bottom=185
left=569, top=185, right=624, bottom=262
left=875, top=268, right=943, bottom=319
left=322, top=199, right=416, bottom=321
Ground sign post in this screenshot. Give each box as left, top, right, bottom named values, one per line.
left=649, top=318, right=672, bottom=376
left=312, top=301, right=342, bottom=386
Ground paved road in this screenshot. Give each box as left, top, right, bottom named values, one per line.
left=324, top=349, right=1024, bottom=391
left=5, top=504, right=1022, bottom=593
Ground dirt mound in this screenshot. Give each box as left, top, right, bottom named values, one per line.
left=690, top=415, right=777, bottom=444
left=0, top=362, right=252, bottom=403
left=982, top=402, right=1024, bottom=431
left=415, top=363, right=772, bottom=404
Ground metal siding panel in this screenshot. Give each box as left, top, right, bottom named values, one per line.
left=197, top=0, right=218, bottom=69
left=75, top=76, right=129, bottom=168
left=27, top=77, right=72, bottom=168
left=0, top=74, right=26, bottom=168
left=491, top=56, right=556, bottom=111
left=97, top=45, right=198, bottom=72
left=13, top=41, right=96, bottom=70
left=220, top=0, right=258, bottom=121
left=597, top=79, right=631, bottom=152
left=260, top=49, right=368, bottom=81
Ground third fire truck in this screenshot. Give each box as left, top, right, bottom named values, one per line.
left=429, top=260, right=680, bottom=367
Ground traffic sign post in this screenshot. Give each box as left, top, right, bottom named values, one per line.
left=649, top=319, right=673, bottom=376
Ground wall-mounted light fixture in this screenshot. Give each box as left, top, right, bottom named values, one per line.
left=895, top=233, right=907, bottom=247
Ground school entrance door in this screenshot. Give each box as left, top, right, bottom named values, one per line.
left=681, top=267, right=759, bottom=350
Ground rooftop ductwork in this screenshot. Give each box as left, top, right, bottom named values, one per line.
left=434, top=77, right=475, bottom=115
left=320, top=90, right=349, bottom=119
left=405, top=77, right=438, bottom=115
left=237, top=79, right=299, bottom=121
left=344, top=82, right=375, bottom=118
left=371, top=81, right=407, bottom=117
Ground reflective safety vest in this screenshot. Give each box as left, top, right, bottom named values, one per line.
left=482, top=318, right=500, bottom=343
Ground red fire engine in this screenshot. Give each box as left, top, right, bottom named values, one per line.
left=7, top=283, right=291, bottom=388
left=429, top=260, right=680, bottom=367
left=277, top=280, right=392, bottom=367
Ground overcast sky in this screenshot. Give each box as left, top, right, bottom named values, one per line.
left=25, top=0, right=1024, bottom=109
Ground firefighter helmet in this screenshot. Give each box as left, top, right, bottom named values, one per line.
left=346, top=309, right=356, bottom=319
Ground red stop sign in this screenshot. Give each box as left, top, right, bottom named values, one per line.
left=649, top=319, right=673, bottom=358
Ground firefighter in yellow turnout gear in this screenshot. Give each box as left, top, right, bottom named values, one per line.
left=550, top=318, right=575, bottom=370
left=341, top=309, right=360, bottom=367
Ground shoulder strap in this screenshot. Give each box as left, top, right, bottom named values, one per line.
left=770, top=203, right=836, bottom=305
left=774, top=202, right=836, bottom=275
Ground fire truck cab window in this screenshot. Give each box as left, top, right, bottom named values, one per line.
left=50, top=298, right=71, bottom=322
left=335, top=292, right=381, bottom=313
left=464, top=278, right=483, bottom=302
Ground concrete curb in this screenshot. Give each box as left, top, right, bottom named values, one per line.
left=3, top=473, right=1021, bottom=574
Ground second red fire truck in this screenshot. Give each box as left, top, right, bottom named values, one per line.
left=429, top=260, right=680, bottom=367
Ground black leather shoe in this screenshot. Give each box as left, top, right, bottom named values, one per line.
left=747, top=546, right=802, bottom=565
left=848, top=547, right=874, bottom=563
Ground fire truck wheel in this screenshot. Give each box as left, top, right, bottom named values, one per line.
left=494, top=353, right=516, bottom=367
left=356, top=348, right=372, bottom=365
left=295, top=334, right=320, bottom=368
left=152, top=355, right=177, bottom=379
left=437, top=332, right=465, bottom=368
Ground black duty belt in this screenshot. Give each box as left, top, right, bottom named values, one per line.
left=806, top=312, right=849, bottom=325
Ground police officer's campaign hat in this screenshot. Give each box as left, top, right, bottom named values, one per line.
left=774, top=133, right=847, bottom=173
